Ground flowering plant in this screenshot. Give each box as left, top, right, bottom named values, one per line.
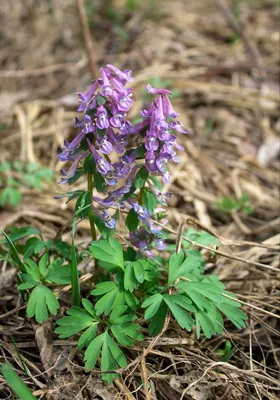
left=2, top=65, right=247, bottom=383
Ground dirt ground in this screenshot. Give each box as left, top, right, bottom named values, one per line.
left=0, top=0, right=279, bottom=399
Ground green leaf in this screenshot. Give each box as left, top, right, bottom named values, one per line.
left=134, top=167, right=149, bottom=189
left=75, top=191, right=91, bottom=218
left=195, top=309, right=222, bottom=339
left=45, top=262, right=71, bottom=284
left=2, top=227, right=40, bottom=243
left=143, top=189, right=157, bottom=213
left=18, top=281, right=36, bottom=290
left=163, top=294, right=194, bottom=330
left=183, top=228, right=219, bottom=246
left=1, top=230, right=26, bottom=272
left=176, top=280, right=223, bottom=311
left=78, top=324, right=98, bottom=350
left=68, top=168, right=84, bottom=185
left=148, top=301, right=168, bottom=335
left=93, top=170, right=106, bottom=192
left=1, top=363, right=37, bottom=400
left=168, top=253, right=202, bottom=285
left=27, top=285, right=59, bottom=323
left=132, top=260, right=145, bottom=283
left=90, top=237, right=124, bottom=269
left=142, top=293, right=163, bottom=320
left=25, top=259, right=41, bottom=281
left=124, top=291, right=139, bottom=310
left=109, top=307, right=144, bottom=347
left=82, top=298, right=96, bottom=317
left=96, top=95, right=107, bottom=106
left=217, top=302, right=247, bottom=329
left=0, top=187, right=22, bottom=206
left=92, top=215, right=114, bottom=239
left=168, top=251, right=184, bottom=285
left=71, top=218, right=80, bottom=307
left=91, top=281, right=117, bottom=296
left=101, top=331, right=126, bottom=382
left=39, top=254, right=48, bottom=279
left=56, top=304, right=98, bottom=341
left=135, top=143, right=146, bottom=159
left=94, top=288, right=118, bottom=316
left=148, top=176, right=162, bottom=191
left=83, top=155, right=96, bottom=174
left=125, top=209, right=139, bottom=232
left=0, top=161, right=11, bottom=172
left=84, top=332, right=105, bottom=370
left=124, top=262, right=138, bottom=292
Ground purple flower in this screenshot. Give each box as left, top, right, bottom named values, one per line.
left=163, top=94, right=179, bottom=118
left=58, top=131, right=86, bottom=161
left=100, top=68, right=113, bottom=96
left=96, top=106, right=109, bottom=130
left=169, top=121, right=188, bottom=134
left=156, top=152, right=171, bottom=173
left=113, top=151, right=136, bottom=178
left=110, top=113, right=124, bottom=128
left=106, top=128, right=127, bottom=154
left=87, top=139, right=112, bottom=175
left=119, top=121, right=133, bottom=136
left=145, top=150, right=157, bottom=172
left=93, top=195, right=116, bottom=207
left=97, top=136, right=113, bottom=154
left=106, top=64, right=133, bottom=83
left=145, top=131, right=159, bottom=151
left=154, top=238, right=167, bottom=250
left=148, top=185, right=172, bottom=205
left=82, top=115, right=95, bottom=134
left=132, top=203, right=151, bottom=222
left=98, top=210, right=117, bottom=229
left=59, top=153, right=85, bottom=184
left=146, top=84, right=172, bottom=96
left=162, top=139, right=184, bottom=163
left=162, top=171, right=171, bottom=183
left=77, top=79, right=100, bottom=112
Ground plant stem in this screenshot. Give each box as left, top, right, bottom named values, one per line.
left=87, top=173, right=97, bottom=241
left=138, top=187, right=144, bottom=206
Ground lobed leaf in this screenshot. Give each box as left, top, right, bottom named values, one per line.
left=90, top=237, right=124, bottom=269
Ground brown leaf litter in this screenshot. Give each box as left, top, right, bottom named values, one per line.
left=0, top=0, right=279, bottom=399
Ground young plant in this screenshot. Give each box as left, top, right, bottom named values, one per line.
left=0, top=161, right=55, bottom=207
left=215, top=192, right=254, bottom=215
left=2, top=65, right=247, bottom=383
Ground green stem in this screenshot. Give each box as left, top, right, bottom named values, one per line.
left=138, top=187, right=145, bottom=206
left=87, top=173, right=97, bottom=241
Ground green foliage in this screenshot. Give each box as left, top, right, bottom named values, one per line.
left=166, top=227, right=220, bottom=253
left=1, top=229, right=72, bottom=324
left=125, top=209, right=139, bottom=232
left=90, top=237, right=124, bottom=270
left=142, top=251, right=247, bottom=339
left=71, top=218, right=80, bottom=307
left=143, top=189, right=157, bottom=213
left=56, top=303, right=143, bottom=382
left=1, top=363, right=37, bottom=400
left=0, top=187, right=22, bottom=206
left=26, top=285, right=59, bottom=323
left=0, top=161, right=55, bottom=207
left=17, top=254, right=71, bottom=324
left=134, top=167, right=149, bottom=189
left=215, top=193, right=254, bottom=215
left=215, top=340, right=235, bottom=362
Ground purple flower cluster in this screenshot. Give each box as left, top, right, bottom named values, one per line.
left=57, top=65, right=188, bottom=255
left=142, top=85, right=187, bottom=183
left=58, top=64, right=135, bottom=184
